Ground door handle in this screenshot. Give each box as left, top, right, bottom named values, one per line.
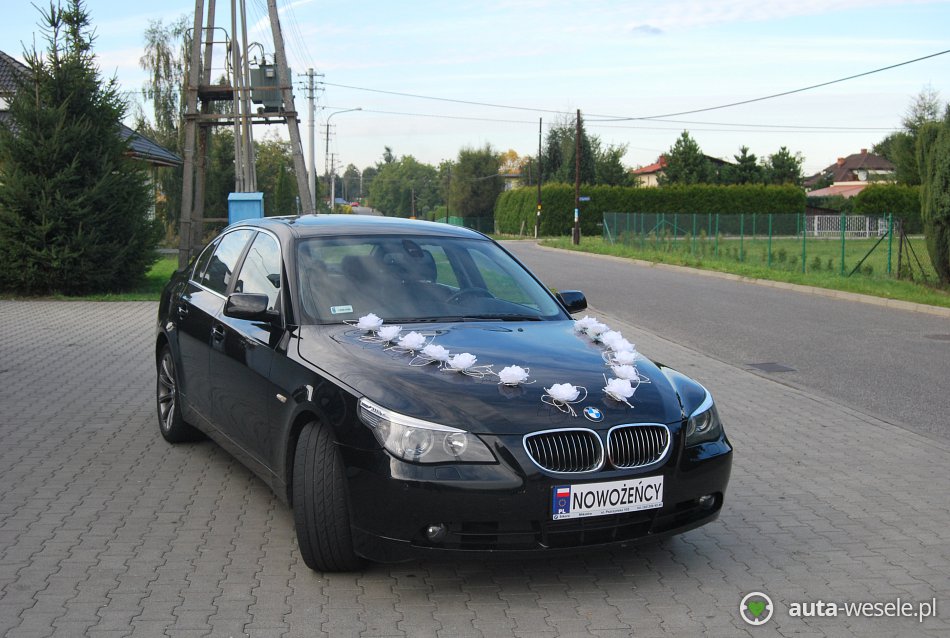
left=212, top=324, right=225, bottom=341
left=177, top=304, right=189, bottom=319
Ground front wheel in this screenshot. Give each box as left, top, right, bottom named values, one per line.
left=293, top=423, right=363, bottom=572
left=156, top=345, right=202, bottom=443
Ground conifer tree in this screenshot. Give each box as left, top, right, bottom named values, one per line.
left=0, top=0, right=160, bottom=295
left=917, top=115, right=950, bottom=284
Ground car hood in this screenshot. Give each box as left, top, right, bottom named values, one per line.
left=297, top=321, right=698, bottom=435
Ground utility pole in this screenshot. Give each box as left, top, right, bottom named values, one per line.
left=300, top=67, right=323, bottom=212
left=178, top=0, right=313, bottom=267
left=323, top=107, right=362, bottom=212
left=573, top=109, right=581, bottom=245
left=265, top=0, right=311, bottom=213
left=536, top=117, right=542, bottom=239
left=329, top=152, right=338, bottom=210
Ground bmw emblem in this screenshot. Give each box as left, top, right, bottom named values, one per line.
left=583, top=406, right=603, bottom=422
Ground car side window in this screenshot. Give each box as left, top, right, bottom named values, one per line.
left=234, top=232, right=281, bottom=310
left=192, top=238, right=219, bottom=283
left=200, top=229, right=255, bottom=295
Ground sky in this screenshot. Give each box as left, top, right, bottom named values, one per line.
left=2, top=0, right=950, bottom=177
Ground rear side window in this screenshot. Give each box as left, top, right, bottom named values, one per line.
left=192, top=238, right=219, bottom=283
left=233, top=232, right=281, bottom=310
left=199, top=229, right=255, bottom=295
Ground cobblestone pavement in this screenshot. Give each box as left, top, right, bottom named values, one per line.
left=0, top=300, right=947, bottom=637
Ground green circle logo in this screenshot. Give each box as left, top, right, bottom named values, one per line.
left=740, top=592, right=774, bottom=626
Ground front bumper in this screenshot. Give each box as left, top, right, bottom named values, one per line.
left=341, top=432, right=733, bottom=563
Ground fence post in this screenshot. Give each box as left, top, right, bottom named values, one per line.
left=740, top=214, right=745, bottom=262
left=801, top=212, right=806, bottom=273
left=840, top=210, right=846, bottom=275
left=715, top=214, right=720, bottom=257
left=673, top=213, right=678, bottom=252
left=640, top=213, right=645, bottom=251
left=887, top=213, right=893, bottom=275
left=767, top=214, right=773, bottom=268
left=692, top=214, right=697, bottom=256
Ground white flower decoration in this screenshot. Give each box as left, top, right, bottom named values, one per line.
left=613, top=349, right=638, bottom=366
left=541, top=383, right=588, bottom=417
left=377, top=325, right=402, bottom=343
left=447, top=352, right=478, bottom=371
left=574, top=315, right=598, bottom=333
left=356, top=313, right=383, bottom=332
left=600, top=330, right=626, bottom=351
left=421, top=344, right=450, bottom=362
left=604, top=378, right=635, bottom=405
left=586, top=321, right=609, bottom=340
left=397, top=331, right=426, bottom=351
left=611, top=364, right=640, bottom=381
left=545, top=382, right=580, bottom=403
left=498, top=365, right=529, bottom=386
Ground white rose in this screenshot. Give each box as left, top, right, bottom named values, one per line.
left=545, top=383, right=580, bottom=403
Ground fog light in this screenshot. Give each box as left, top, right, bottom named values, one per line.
left=697, top=494, right=715, bottom=510
left=426, top=523, right=447, bottom=542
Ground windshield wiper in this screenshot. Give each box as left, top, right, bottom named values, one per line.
left=456, top=313, right=544, bottom=322
left=380, top=314, right=545, bottom=323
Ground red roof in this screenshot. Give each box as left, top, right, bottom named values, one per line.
left=632, top=155, right=667, bottom=175
left=806, top=183, right=867, bottom=199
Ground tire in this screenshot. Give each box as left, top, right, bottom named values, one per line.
left=156, top=345, right=203, bottom=443
left=293, top=423, right=363, bottom=572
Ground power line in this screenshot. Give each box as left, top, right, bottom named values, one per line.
left=608, top=48, right=950, bottom=121
left=314, top=105, right=899, bottom=134
left=321, top=48, right=950, bottom=122
left=319, top=81, right=571, bottom=116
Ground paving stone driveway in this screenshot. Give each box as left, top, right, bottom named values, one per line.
left=0, top=300, right=947, bottom=637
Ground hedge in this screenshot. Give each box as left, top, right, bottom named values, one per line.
left=495, top=184, right=807, bottom=236
left=851, top=184, right=921, bottom=233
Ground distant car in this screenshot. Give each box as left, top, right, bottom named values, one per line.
left=155, top=215, right=732, bottom=572
left=350, top=201, right=360, bottom=208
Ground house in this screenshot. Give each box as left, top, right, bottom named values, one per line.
left=630, top=153, right=734, bottom=187
left=0, top=50, right=182, bottom=216
left=805, top=149, right=895, bottom=198
left=631, top=155, right=667, bottom=187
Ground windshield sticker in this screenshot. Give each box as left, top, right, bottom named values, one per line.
left=330, top=305, right=354, bottom=315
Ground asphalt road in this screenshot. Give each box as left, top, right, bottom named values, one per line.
left=504, top=240, right=950, bottom=440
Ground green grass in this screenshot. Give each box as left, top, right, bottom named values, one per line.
left=44, top=256, right=180, bottom=302
left=540, top=236, right=950, bottom=310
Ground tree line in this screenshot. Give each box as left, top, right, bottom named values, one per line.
left=1, top=1, right=948, bottom=293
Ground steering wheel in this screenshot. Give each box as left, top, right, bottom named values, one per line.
left=446, top=287, right=495, bottom=305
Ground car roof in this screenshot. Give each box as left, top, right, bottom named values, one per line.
left=229, top=214, right=487, bottom=241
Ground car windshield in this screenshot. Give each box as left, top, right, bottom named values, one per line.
left=296, top=234, right=566, bottom=324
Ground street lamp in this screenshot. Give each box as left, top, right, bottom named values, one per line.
left=325, top=107, right=362, bottom=211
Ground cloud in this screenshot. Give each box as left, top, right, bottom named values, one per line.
left=631, top=24, right=663, bottom=36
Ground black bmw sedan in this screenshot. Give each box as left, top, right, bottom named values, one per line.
left=156, top=215, right=732, bottom=572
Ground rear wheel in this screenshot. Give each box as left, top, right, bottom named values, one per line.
left=293, top=423, right=363, bottom=572
left=156, top=345, right=202, bottom=443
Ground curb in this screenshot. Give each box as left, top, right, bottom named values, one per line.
left=532, top=243, right=950, bottom=319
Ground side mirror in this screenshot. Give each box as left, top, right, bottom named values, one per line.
left=225, top=293, right=279, bottom=322
left=556, top=290, right=587, bottom=314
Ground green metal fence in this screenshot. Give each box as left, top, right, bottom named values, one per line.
left=601, top=212, right=931, bottom=279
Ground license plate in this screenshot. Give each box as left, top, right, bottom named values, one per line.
left=551, top=476, right=663, bottom=520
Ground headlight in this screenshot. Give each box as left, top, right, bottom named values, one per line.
left=685, top=390, right=722, bottom=446
left=358, top=398, right=496, bottom=464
